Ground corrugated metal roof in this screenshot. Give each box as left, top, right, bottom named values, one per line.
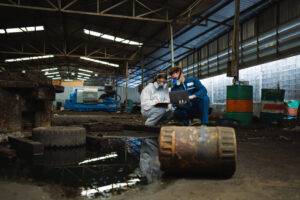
left=120, top=0, right=269, bottom=87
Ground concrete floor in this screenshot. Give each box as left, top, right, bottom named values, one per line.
left=0, top=115, right=299, bottom=200
left=112, top=136, right=300, bottom=200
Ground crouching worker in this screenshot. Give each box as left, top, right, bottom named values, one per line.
left=140, top=72, right=170, bottom=126
left=169, top=67, right=210, bottom=125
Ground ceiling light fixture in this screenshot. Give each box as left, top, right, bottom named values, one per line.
left=79, top=68, right=93, bottom=73
left=80, top=56, right=119, bottom=68
left=45, top=71, right=59, bottom=75
left=78, top=72, right=91, bottom=77
left=83, top=29, right=142, bottom=46
left=5, top=55, right=54, bottom=63
left=3, top=26, right=44, bottom=34
left=41, top=67, right=58, bottom=72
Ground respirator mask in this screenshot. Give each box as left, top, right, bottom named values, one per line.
left=172, top=78, right=180, bottom=86
left=172, top=70, right=181, bottom=86
left=154, top=82, right=166, bottom=89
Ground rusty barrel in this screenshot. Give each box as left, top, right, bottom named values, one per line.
left=159, top=126, right=237, bottom=177
left=260, top=89, right=285, bottom=123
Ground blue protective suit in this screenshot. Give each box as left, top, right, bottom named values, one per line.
left=171, top=77, right=210, bottom=124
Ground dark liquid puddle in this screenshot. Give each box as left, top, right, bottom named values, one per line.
left=0, top=139, right=148, bottom=199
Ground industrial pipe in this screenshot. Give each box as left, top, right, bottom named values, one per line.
left=159, top=126, right=237, bottom=177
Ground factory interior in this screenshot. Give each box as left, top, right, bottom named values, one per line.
left=0, top=0, right=299, bottom=199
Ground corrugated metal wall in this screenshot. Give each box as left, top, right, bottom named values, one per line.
left=201, top=54, right=300, bottom=104
left=144, top=0, right=300, bottom=85
left=179, top=0, right=300, bottom=79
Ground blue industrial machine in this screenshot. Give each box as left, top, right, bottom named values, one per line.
left=64, top=88, right=119, bottom=112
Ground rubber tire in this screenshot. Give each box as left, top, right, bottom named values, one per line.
left=32, top=126, right=86, bottom=147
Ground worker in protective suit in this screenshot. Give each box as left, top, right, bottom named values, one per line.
left=169, top=67, right=210, bottom=125
left=140, top=72, right=170, bottom=126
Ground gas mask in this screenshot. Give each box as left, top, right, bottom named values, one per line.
left=171, top=70, right=182, bottom=86
left=154, top=82, right=166, bottom=89
left=172, top=78, right=180, bottom=86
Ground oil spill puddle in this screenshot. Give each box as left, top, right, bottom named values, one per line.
left=0, top=138, right=149, bottom=199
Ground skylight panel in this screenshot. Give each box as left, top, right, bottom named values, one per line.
left=83, top=29, right=143, bottom=46
left=101, top=34, right=115, bottom=40
left=78, top=72, right=91, bottom=77
left=6, top=28, right=22, bottom=33
left=35, top=26, right=44, bottom=31
left=78, top=77, right=88, bottom=81
left=79, top=68, right=93, bottom=73
left=41, top=67, right=58, bottom=72
left=5, top=55, right=54, bottom=63
left=80, top=56, right=119, bottom=68
left=45, top=71, right=59, bottom=75
left=4, top=26, right=44, bottom=34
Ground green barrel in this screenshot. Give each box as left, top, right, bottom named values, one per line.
left=261, top=89, right=285, bottom=101
left=225, top=85, right=253, bottom=125
left=227, top=85, right=253, bottom=99
left=260, top=89, right=285, bottom=123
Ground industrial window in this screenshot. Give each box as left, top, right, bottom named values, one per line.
left=209, top=41, right=218, bottom=56
left=187, top=54, right=193, bottom=66
left=193, top=51, right=199, bottom=63
left=218, top=34, right=228, bottom=51
left=201, top=46, right=208, bottom=59
left=258, top=5, right=277, bottom=33
left=280, top=0, right=300, bottom=24
left=242, top=18, right=256, bottom=40
left=182, top=57, right=188, bottom=68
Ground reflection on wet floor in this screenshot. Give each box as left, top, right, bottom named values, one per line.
left=0, top=138, right=152, bottom=199
left=78, top=152, right=118, bottom=165
left=80, top=178, right=141, bottom=197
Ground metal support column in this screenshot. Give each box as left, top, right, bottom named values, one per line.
left=140, top=48, right=145, bottom=89
left=125, top=61, right=129, bottom=106
left=169, top=23, right=175, bottom=66
left=132, top=0, right=135, bottom=16
left=229, top=0, right=240, bottom=81
left=141, top=62, right=144, bottom=89
left=275, top=2, right=280, bottom=56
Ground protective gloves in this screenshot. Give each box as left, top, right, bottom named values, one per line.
left=189, top=94, right=197, bottom=100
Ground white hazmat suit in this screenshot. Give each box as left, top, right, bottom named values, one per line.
left=140, top=82, right=170, bottom=126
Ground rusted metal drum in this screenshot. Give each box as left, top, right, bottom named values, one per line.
left=159, top=126, right=237, bottom=177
